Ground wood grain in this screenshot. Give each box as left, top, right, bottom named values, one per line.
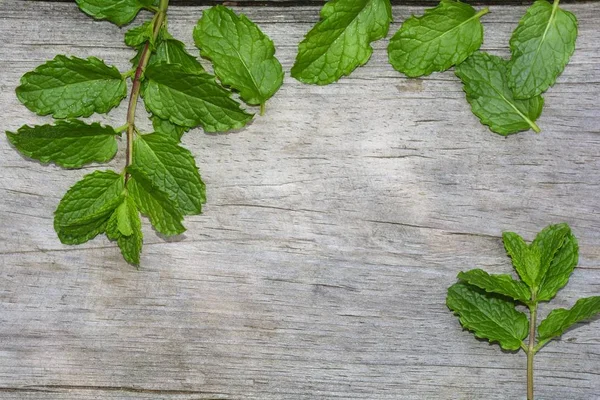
left=1, top=1, right=600, bottom=399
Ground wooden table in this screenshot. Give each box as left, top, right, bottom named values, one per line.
left=1, top=1, right=599, bottom=399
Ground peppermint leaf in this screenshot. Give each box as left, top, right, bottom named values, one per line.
left=447, top=282, right=529, bottom=351
left=537, top=230, right=578, bottom=302
left=291, top=0, right=392, bottom=85
left=143, top=63, right=253, bottom=132
left=538, top=296, right=600, bottom=342
left=54, top=171, right=124, bottom=244
left=457, top=269, right=531, bottom=303
left=193, top=5, right=284, bottom=109
left=16, top=55, right=127, bottom=119
left=149, top=38, right=205, bottom=75
left=388, top=0, right=488, bottom=78
left=455, top=52, right=544, bottom=135
left=127, top=171, right=185, bottom=236
left=6, top=120, right=119, bottom=169
left=125, top=21, right=154, bottom=48
left=151, top=115, right=188, bottom=141
left=75, top=0, right=154, bottom=26
left=508, top=0, right=578, bottom=99
left=107, top=197, right=143, bottom=266
left=503, top=231, right=542, bottom=289
left=131, top=133, right=206, bottom=215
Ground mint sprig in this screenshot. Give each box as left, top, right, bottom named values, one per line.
left=447, top=223, right=600, bottom=400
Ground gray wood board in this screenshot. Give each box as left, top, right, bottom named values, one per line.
left=1, top=1, right=600, bottom=399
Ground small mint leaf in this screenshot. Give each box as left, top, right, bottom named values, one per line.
left=455, top=52, right=544, bottom=135
left=125, top=21, right=154, bottom=48
left=538, top=296, right=600, bottom=343
left=149, top=38, right=205, bottom=75
left=107, top=196, right=143, bottom=266
left=151, top=115, right=188, bottom=141
left=388, top=0, right=487, bottom=77
left=143, top=63, right=253, bottom=132
left=537, top=230, right=579, bottom=302
left=16, top=55, right=127, bottom=119
left=447, top=282, right=528, bottom=351
left=508, top=0, right=578, bottom=99
left=457, top=269, right=531, bottom=303
left=503, top=231, right=542, bottom=290
left=132, top=133, right=206, bottom=215
left=291, top=0, right=392, bottom=85
left=6, top=120, right=119, bottom=169
left=76, top=0, right=151, bottom=26
left=193, top=5, right=283, bottom=107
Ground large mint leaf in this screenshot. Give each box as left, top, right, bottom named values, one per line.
left=6, top=120, right=119, bottom=169
left=447, top=282, right=529, bottom=351
left=193, top=5, right=283, bottom=108
left=76, top=0, right=154, bottom=26
left=127, top=172, right=185, bottom=236
left=131, top=133, right=206, bottom=215
left=16, top=55, right=127, bottom=119
left=538, top=296, right=600, bottom=343
left=388, top=0, right=488, bottom=77
left=457, top=269, right=531, bottom=303
left=54, top=170, right=124, bottom=244
left=537, top=231, right=579, bottom=301
left=107, top=196, right=143, bottom=266
left=455, top=52, right=544, bottom=135
left=149, top=38, right=205, bottom=75
left=503, top=231, right=542, bottom=290
left=291, top=0, right=392, bottom=85
left=143, top=63, right=253, bottom=132
left=508, top=0, right=578, bottom=99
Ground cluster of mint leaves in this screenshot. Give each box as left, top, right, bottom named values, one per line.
left=292, top=0, right=577, bottom=136
left=447, top=223, right=600, bottom=399
left=6, top=0, right=283, bottom=266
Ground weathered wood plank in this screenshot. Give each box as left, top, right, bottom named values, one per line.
left=1, top=1, right=600, bottom=399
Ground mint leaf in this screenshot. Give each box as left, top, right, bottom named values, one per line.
left=76, top=0, right=152, bottom=26
left=16, top=55, right=127, bottom=119
left=455, top=52, right=544, bottom=135
left=537, top=231, right=578, bottom=302
left=388, top=0, right=488, bottom=77
left=508, top=0, right=578, bottom=99
left=538, top=296, right=600, bottom=342
left=291, top=0, right=392, bottom=85
left=149, top=38, right=205, bottom=75
left=193, top=5, right=284, bottom=108
left=151, top=115, right=188, bottom=141
left=6, top=120, right=119, bottom=169
left=125, top=21, right=154, bottom=48
left=143, top=63, right=253, bottom=132
left=457, top=269, right=531, bottom=303
left=127, top=172, right=185, bottom=236
left=447, top=282, right=529, bottom=351
left=107, top=197, right=143, bottom=266
left=54, top=171, right=124, bottom=244
left=131, top=133, right=206, bottom=215
left=503, top=231, right=542, bottom=289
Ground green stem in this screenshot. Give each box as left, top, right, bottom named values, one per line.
left=260, top=102, right=266, bottom=116
left=527, top=301, right=538, bottom=400
left=476, top=8, right=490, bottom=19
left=125, top=0, right=169, bottom=182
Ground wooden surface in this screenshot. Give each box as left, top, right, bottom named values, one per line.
left=1, top=1, right=600, bottom=399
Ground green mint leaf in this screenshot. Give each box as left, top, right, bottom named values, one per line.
left=125, top=21, right=154, bottom=48
left=531, top=223, right=571, bottom=291
left=76, top=0, right=151, bottom=26
left=16, top=55, right=127, bottom=119
left=6, top=120, right=119, bottom=169
left=193, top=5, right=284, bottom=107
left=447, top=282, right=529, bottom=351
left=537, top=230, right=578, bottom=302
left=502, top=231, right=542, bottom=290
left=149, top=38, right=205, bottom=75
left=131, top=133, right=206, bottom=215
left=107, top=197, right=143, bottom=266
left=143, top=63, right=253, bottom=132
left=127, top=171, right=185, bottom=236
left=457, top=269, right=531, bottom=303
left=508, top=0, right=578, bottom=99
left=455, top=52, right=544, bottom=135
left=291, top=0, right=392, bottom=85
left=388, top=0, right=488, bottom=78
left=151, top=115, right=188, bottom=141
left=54, top=170, right=124, bottom=244
left=537, top=296, right=600, bottom=343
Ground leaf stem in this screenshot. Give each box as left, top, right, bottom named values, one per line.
left=476, top=8, right=490, bottom=19
left=260, top=102, right=266, bottom=116
left=527, top=300, right=538, bottom=400
left=125, top=0, right=169, bottom=182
